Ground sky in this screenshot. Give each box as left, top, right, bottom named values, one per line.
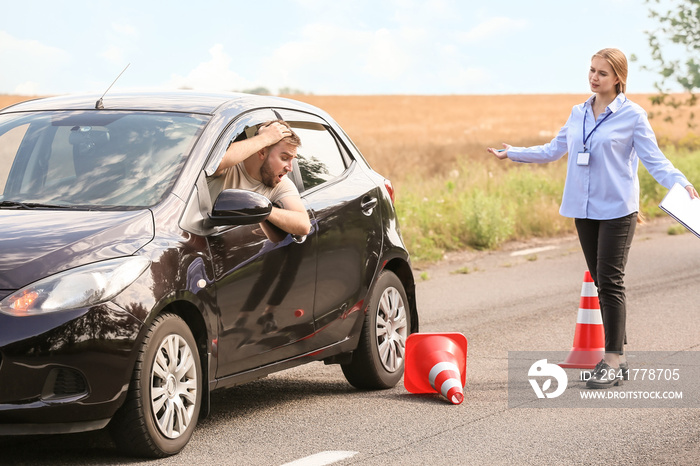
left=0, top=0, right=683, bottom=96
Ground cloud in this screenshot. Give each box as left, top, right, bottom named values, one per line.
left=0, top=31, right=70, bottom=94
left=391, top=0, right=456, bottom=26
left=256, top=22, right=435, bottom=93
left=101, top=45, right=126, bottom=64
left=100, top=22, right=139, bottom=66
left=256, top=23, right=365, bottom=93
left=111, top=22, right=138, bottom=38
left=13, top=81, right=42, bottom=95
left=0, top=31, right=67, bottom=58
left=165, top=44, right=256, bottom=92
left=432, top=43, right=491, bottom=92
left=458, top=17, right=529, bottom=43
left=252, top=17, right=487, bottom=94
left=363, top=27, right=425, bottom=80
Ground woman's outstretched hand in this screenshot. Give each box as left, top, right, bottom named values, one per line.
left=486, top=143, right=511, bottom=160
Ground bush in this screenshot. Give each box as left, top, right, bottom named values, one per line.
left=460, top=190, right=514, bottom=250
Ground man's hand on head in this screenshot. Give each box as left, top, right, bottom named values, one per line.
left=257, top=122, right=293, bottom=147
left=213, top=122, right=294, bottom=177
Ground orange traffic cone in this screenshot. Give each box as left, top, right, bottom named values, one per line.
left=404, top=332, right=467, bottom=405
left=558, top=271, right=605, bottom=369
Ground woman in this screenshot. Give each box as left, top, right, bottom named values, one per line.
left=487, top=48, right=698, bottom=389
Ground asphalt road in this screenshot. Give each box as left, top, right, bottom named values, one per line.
left=2, top=217, right=699, bottom=465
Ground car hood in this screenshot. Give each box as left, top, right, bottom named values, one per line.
left=0, top=209, right=154, bottom=290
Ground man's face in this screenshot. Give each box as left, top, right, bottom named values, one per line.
left=260, top=140, right=297, bottom=188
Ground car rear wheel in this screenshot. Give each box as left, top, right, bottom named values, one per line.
left=110, top=313, right=202, bottom=458
left=342, top=270, right=410, bottom=389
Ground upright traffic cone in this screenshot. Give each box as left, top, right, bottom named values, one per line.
left=404, top=332, right=467, bottom=405
left=558, top=271, right=605, bottom=369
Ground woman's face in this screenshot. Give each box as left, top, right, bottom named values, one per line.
left=589, top=56, right=620, bottom=96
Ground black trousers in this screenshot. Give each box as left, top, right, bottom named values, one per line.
left=575, top=213, right=637, bottom=354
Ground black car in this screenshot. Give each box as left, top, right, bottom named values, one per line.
left=0, top=91, right=418, bottom=457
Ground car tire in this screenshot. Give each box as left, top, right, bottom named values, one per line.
left=342, top=270, right=410, bottom=389
left=109, top=313, right=202, bottom=458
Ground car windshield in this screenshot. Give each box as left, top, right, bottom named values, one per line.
left=0, top=110, right=209, bottom=209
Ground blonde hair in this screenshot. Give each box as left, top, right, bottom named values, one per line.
left=592, top=48, right=628, bottom=94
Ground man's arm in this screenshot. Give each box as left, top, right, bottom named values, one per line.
left=212, top=122, right=292, bottom=177
left=267, top=196, right=311, bottom=237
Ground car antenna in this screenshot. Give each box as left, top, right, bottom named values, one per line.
left=95, top=63, right=130, bottom=109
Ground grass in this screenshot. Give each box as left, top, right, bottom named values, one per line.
left=397, top=148, right=700, bottom=264
left=395, top=158, right=573, bottom=262
left=667, top=224, right=687, bottom=235
left=638, top=146, right=700, bottom=219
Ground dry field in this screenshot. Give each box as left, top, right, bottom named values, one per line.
left=290, top=94, right=700, bottom=182
left=2, top=93, right=697, bottom=183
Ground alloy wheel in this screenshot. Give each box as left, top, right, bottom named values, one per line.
left=375, top=286, right=408, bottom=372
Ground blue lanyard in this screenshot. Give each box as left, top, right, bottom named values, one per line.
left=582, top=109, right=613, bottom=151
left=582, top=97, right=627, bottom=151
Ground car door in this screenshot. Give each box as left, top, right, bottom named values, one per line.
left=276, top=109, right=383, bottom=348
left=204, top=109, right=318, bottom=377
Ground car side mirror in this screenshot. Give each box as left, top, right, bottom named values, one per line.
left=206, top=189, right=272, bottom=227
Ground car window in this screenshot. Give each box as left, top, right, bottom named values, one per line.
left=292, top=124, right=347, bottom=190
left=0, top=111, right=208, bottom=208
left=0, top=123, right=29, bottom=194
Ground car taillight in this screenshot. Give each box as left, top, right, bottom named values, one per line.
left=384, top=179, right=395, bottom=204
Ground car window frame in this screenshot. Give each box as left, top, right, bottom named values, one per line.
left=271, top=108, right=355, bottom=195
left=203, top=109, right=278, bottom=178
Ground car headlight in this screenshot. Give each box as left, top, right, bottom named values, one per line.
left=0, top=256, right=151, bottom=316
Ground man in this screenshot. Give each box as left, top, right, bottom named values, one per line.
left=212, top=120, right=311, bottom=236
left=211, top=120, right=310, bottom=335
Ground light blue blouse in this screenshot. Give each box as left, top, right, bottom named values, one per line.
left=507, top=93, right=691, bottom=220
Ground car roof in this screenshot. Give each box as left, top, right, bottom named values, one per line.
left=0, top=90, right=324, bottom=117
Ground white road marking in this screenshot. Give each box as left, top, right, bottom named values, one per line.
left=281, top=451, right=359, bottom=466
left=510, top=245, right=558, bottom=257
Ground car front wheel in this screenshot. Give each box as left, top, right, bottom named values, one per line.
left=110, top=313, right=202, bottom=458
left=342, top=270, right=410, bottom=389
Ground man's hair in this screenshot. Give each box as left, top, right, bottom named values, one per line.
left=257, top=120, right=302, bottom=147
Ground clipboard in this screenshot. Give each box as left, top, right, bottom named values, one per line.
left=659, top=183, right=700, bottom=239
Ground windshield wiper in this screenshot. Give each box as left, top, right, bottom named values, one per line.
left=0, top=201, right=74, bottom=210
left=0, top=201, right=30, bottom=209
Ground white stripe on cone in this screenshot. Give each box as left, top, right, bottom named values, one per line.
left=580, top=280, right=597, bottom=297
left=577, top=308, right=603, bottom=325
left=428, top=362, right=460, bottom=386
left=440, top=378, right=462, bottom=398
left=428, top=361, right=464, bottom=405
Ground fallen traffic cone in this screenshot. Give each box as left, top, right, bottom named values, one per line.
left=558, top=271, right=605, bottom=369
left=404, top=332, right=467, bottom=405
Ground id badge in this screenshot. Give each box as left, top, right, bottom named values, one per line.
left=577, top=152, right=590, bottom=166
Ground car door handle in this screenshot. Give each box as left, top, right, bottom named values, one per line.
left=361, top=196, right=378, bottom=216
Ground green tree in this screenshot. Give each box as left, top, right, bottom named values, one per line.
left=643, top=0, right=700, bottom=123
left=241, top=86, right=271, bottom=95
